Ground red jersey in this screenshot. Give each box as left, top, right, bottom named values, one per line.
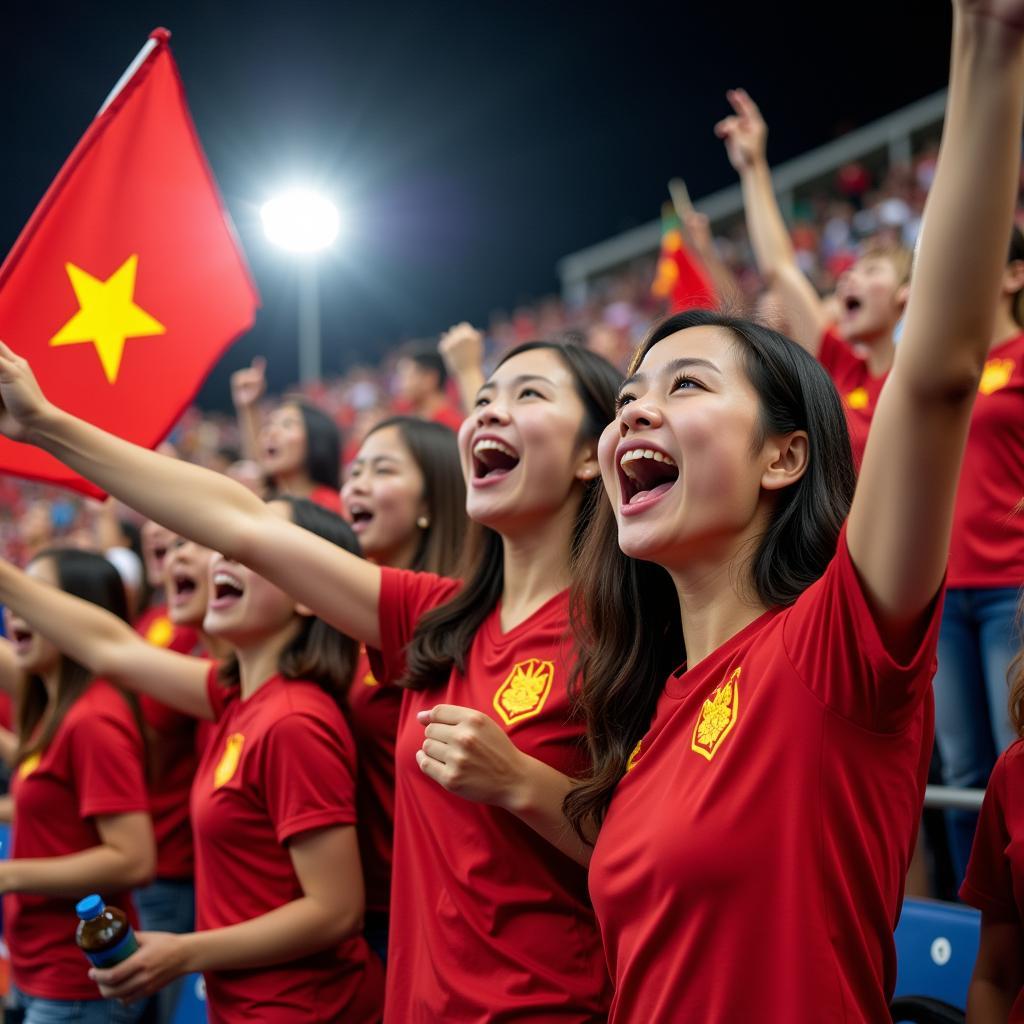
left=588, top=530, right=941, bottom=1023
left=372, top=569, right=610, bottom=1023
left=347, top=649, right=401, bottom=914
left=192, top=669, right=383, bottom=1024
left=309, top=485, right=344, bottom=516
left=962, top=740, right=1024, bottom=1024
left=947, top=332, right=1024, bottom=588
left=430, top=404, right=464, bottom=433
left=818, top=327, right=888, bottom=467
left=134, top=604, right=200, bottom=880
left=5, top=680, right=149, bottom=999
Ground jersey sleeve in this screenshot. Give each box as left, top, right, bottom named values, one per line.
left=817, top=327, right=858, bottom=379
left=782, top=524, right=943, bottom=732
left=961, top=750, right=1019, bottom=920
left=368, top=567, right=461, bottom=685
left=70, top=694, right=150, bottom=819
left=261, top=711, right=359, bottom=844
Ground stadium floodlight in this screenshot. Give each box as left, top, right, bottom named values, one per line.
left=261, top=189, right=341, bottom=383
left=260, top=189, right=340, bottom=253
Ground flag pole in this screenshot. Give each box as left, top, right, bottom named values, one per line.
left=97, top=30, right=167, bottom=117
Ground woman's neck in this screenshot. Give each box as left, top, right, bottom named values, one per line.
left=41, top=667, right=61, bottom=706
left=234, top=622, right=302, bottom=700
left=499, top=498, right=577, bottom=633
left=990, top=303, right=1021, bottom=348
left=272, top=470, right=315, bottom=498
left=860, top=332, right=896, bottom=377
left=668, top=526, right=772, bottom=669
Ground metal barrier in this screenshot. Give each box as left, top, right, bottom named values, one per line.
left=923, top=785, right=985, bottom=813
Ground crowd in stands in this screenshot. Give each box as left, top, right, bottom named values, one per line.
left=2, top=10, right=1024, bottom=1019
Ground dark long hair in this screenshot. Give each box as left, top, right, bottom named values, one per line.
left=564, top=310, right=856, bottom=839
left=266, top=400, right=342, bottom=492
left=16, top=549, right=134, bottom=765
left=1008, top=226, right=1024, bottom=327
left=1009, top=588, right=1024, bottom=737
left=363, top=416, right=467, bottom=575
left=218, top=497, right=361, bottom=702
left=401, top=341, right=621, bottom=690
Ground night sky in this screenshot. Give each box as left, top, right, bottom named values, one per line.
left=3, top=1, right=950, bottom=406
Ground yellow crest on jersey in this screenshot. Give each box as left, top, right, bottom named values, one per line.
left=214, top=733, right=245, bottom=789
left=17, top=753, right=41, bottom=780
left=626, top=740, right=643, bottom=772
left=362, top=670, right=379, bottom=687
left=979, top=357, right=1015, bottom=396
left=845, top=386, right=869, bottom=411
left=691, top=668, right=740, bottom=761
left=493, top=659, right=554, bottom=727
left=145, top=615, right=174, bottom=648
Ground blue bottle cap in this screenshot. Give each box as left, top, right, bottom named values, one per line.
left=75, top=894, right=105, bottom=921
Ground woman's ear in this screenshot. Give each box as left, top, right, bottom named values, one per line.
left=574, top=442, right=600, bottom=483
left=761, top=431, right=809, bottom=492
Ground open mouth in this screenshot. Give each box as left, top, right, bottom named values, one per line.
left=210, top=570, right=245, bottom=610
left=170, top=572, right=198, bottom=607
left=348, top=504, right=375, bottom=532
left=153, top=545, right=168, bottom=564
left=618, top=447, right=679, bottom=509
left=472, top=438, right=520, bottom=483
left=843, top=296, right=862, bottom=315
left=10, top=627, right=34, bottom=655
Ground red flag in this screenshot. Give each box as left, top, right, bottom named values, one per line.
left=0, top=28, right=258, bottom=496
left=651, top=205, right=716, bottom=313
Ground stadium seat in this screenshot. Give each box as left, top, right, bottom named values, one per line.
left=171, top=972, right=208, bottom=1023
left=893, top=898, right=980, bottom=1013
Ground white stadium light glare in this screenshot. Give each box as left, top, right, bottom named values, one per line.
left=260, top=189, right=341, bottom=253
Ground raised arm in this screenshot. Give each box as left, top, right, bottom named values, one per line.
left=0, top=355, right=383, bottom=648
left=0, top=560, right=213, bottom=719
left=848, top=4, right=1024, bottom=630
left=715, top=89, right=829, bottom=354
left=439, top=323, right=486, bottom=415
left=230, top=356, right=267, bottom=462
left=682, top=211, right=743, bottom=311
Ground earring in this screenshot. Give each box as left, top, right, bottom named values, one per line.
left=416, top=516, right=430, bottom=529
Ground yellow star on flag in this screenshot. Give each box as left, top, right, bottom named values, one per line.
left=49, top=254, right=166, bottom=383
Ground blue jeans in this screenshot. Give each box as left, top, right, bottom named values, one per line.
left=12, top=988, right=143, bottom=1024
left=932, top=586, right=1022, bottom=883
left=133, top=880, right=195, bottom=1024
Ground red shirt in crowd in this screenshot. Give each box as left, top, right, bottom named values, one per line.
left=308, top=485, right=345, bottom=516
left=588, top=529, right=941, bottom=1023
left=429, top=404, right=464, bottom=433
left=5, top=680, right=149, bottom=1000
left=818, top=327, right=889, bottom=467
left=371, top=569, right=610, bottom=1023
left=347, top=649, right=401, bottom=915
left=134, top=604, right=200, bottom=880
left=191, top=668, right=383, bottom=1024
left=947, top=332, right=1024, bottom=588
left=961, top=740, right=1024, bottom=1020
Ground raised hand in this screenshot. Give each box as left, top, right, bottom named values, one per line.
left=438, top=322, right=484, bottom=377
left=0, top=340, right=54, bottom=443
left=683, top=211, right=714, bottom=255
left=415, top=705, right=528, bottom=809
left=714, top=89, right=768, bottom=173
left=230, top=356, right=267, bottom=410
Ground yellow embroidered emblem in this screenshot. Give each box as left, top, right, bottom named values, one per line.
left=493, top=658, right=554, bottom=728
left=362, top=670, right=379, bottom=687
left=214, top=733, right=245, bottom=789
left=145, top=615, right=174, bottom=648
left=845, top=386, right=869, bottom=411
left=626, top=740, right=643, bottom=772
left=691, top=668, right=740, bottom=761
left=17, top=753, right=41, bottom=780
left=979, top=357, right=1015, bottom=396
